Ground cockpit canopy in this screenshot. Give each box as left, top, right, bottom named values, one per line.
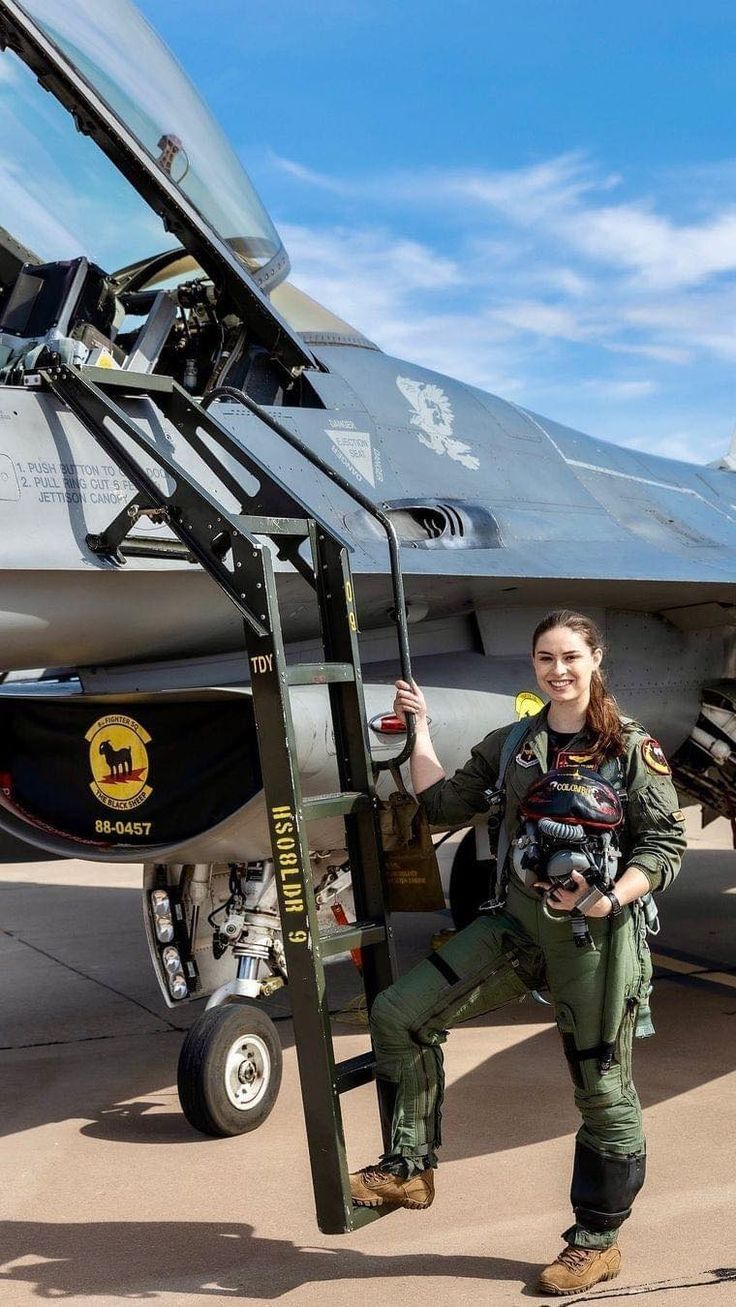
left=0, top=0, right=371, bottom=394
left=7, top=0, right=288, bottom=287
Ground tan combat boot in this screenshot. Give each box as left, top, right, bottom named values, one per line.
left=349, top=1164, right=435, bottom=1209
left=536, top=1243, right=621, bottom=1295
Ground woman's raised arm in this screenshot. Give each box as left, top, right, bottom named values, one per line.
left=393, top=679, right=446, bottom=795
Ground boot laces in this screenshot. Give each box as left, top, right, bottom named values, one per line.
left=359, top=1165, right=394, bottom=1185
left=557, top=1245, right=596, bottom=1271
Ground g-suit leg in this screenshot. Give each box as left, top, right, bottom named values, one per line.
left=369, top=911, right=540, bottom=1168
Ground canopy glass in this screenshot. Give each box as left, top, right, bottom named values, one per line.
left=13, top=0, right=287, bottom=282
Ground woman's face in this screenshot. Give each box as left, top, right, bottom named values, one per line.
left=532, top=625, right=602, bottom=709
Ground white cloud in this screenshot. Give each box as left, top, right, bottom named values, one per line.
left=281, top=222, right=460, bottom=319
left=608, top=341, right=692, bottom=365
left=270, top=153, right=347, bottom=194
left=565, top=202, right=736, bottom=289
left=278, top=150, right=736, bottom=407
left=282, top=150, right=736, bottom=294
left=490, top=300, right=589, bottom=341
left=444, top=153, right=620, bottom=224
left=581, top=379, right=657, bottom=400
left=276, top=151, right=736, bottom=466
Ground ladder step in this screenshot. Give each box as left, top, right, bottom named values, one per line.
left=119, top=537, right=195, bottom=561
left=235, top=514, right=310, bottom=537
left=319, top=918, right=386, bottom=959
left=334, top=1051, right=377, bottom=1094
left=287, top=662, right=355, bottom=686
left=302, top=791, right=372, bottom=820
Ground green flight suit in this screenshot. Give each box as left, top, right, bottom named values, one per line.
left=370, top=706, right=686, bottom=1248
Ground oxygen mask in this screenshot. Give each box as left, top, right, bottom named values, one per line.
left=512, top=767, right=623, bottom=945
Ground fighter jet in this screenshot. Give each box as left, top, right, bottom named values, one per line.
left=0, top=0, right=733, bottom=1201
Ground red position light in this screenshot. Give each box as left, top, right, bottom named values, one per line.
left=369, top=713, right=407, bottom=735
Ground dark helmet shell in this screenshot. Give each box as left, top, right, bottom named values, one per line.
left=521, top=766, right=623, bottom=829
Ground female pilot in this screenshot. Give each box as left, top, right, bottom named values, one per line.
left=350, top=610, right=686, bottom=1297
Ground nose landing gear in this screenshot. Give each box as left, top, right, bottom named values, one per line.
left=177, top=1002, right=283, bottom=1137
left=147, top=857, right=354, bottom=1138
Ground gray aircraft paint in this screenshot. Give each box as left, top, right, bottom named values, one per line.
left=0, top=347, right=734, bottom=670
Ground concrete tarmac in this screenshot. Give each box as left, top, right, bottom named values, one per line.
left=0, top=813, right=734, bottom=1306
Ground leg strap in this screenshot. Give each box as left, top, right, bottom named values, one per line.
left=426, top=950, right=461, bottom=986
left=561, top=1032, right=617, bottom=1075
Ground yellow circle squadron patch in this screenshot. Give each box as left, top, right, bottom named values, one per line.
left=641, top=736, right=671, bottom=776
left=85, top=714, right=153, bottom=811
left=515, top=691, right=544, bottom=719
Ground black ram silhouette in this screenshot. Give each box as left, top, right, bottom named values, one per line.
left=98, top=740, right=133, bottom=777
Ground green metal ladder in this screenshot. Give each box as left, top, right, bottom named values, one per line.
left=42, top=360, right=416, bottom=1234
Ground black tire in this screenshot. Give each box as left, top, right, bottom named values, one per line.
left=448, top=829, right=497, bottom=930
left=177, top=1003, right=283, bottom=1138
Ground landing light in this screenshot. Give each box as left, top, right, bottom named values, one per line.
left=162, top=945, right=182, bottom=974
left=150, top=889, right=174, bottom=943
left=161, top=945, right=189, bottom=1000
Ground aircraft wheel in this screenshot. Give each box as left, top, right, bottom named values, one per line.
left=177, top=1003, right=283, bottom=1137
left=449, top=829, right=496, bottom=930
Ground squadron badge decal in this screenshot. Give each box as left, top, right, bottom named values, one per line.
left=86, top=714, right=153, bottom=810
left=641, top=737, right=670, bottom=776
left=515, top=691, right=544, bottom=719
left=515, top=742, right=539, bottom=769
left=396, top=376, right=480, bottom=470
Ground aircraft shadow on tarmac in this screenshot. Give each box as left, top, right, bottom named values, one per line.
left=0, top=1220, right=542, bottom=1300
left=0, top=866, right=734, bottom=1158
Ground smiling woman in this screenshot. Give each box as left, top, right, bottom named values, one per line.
left=350, top=608, right=687, bottom=1296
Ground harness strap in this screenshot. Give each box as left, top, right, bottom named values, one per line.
left=560, top=1032, right=617, bottom=1076
left=563, top=1041, right=610, bottom=1065
left=426, top=950, right=461, bottom=986
left=494, top=718, right=534, bottom=894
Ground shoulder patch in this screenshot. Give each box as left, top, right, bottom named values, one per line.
left=641, top=737, right=671, bottom=776
left=671, top=809, right=686, bottom=823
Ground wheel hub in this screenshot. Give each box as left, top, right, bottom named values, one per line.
left=224, top=1033, right=270, bottom=1110
left=238, top=1056, right=257, bottom=1085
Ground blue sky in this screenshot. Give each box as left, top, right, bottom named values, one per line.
left=5, top=1, right=736, bottom=465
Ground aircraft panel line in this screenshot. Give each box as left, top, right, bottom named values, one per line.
left=513, top=402, right=736, bottom=523
left=566, top=459, right=701, bottom=496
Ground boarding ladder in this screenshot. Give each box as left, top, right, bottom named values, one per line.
left=40, top=360, right=416, bottom=1234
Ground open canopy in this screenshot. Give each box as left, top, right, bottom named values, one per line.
left=0, top=0, right=313, bottom=371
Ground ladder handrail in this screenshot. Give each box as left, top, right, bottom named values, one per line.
left=203, top=385, right=416, bottom=768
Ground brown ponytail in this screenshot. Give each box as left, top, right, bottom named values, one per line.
left=532, top=610, right=626, bottom=762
